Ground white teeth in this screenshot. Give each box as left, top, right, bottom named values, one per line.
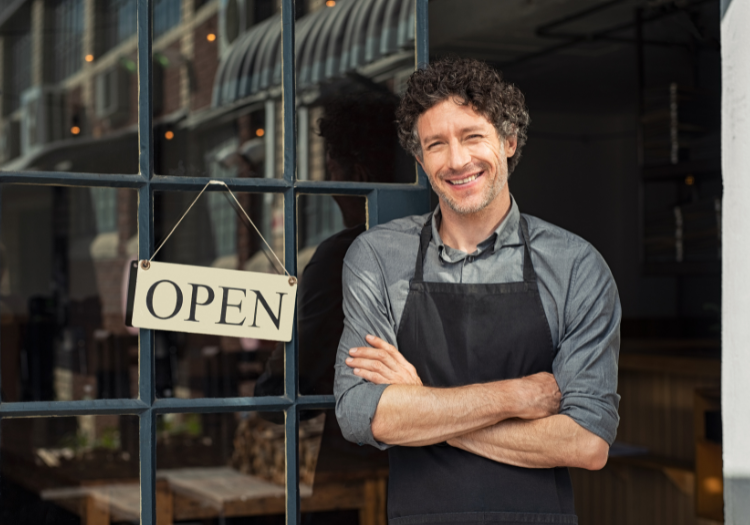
left=449, top=174, right=478, bottom=185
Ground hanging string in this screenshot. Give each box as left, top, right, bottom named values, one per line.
left=144, top=180, right=295, bottom=285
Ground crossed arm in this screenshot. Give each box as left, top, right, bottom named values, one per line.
left=346, top=334, right=609, bottom=471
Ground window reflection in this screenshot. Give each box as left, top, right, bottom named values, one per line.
left=250, top=92, right=399, bottom=519
left=154, top=0, right=416, bottom=181
left=152, top=190, right=284, bottom=399
left=0, top=0, right=138, bottom=172
left=152, top=410, right=383, bottom=522
left=1, top=185, right=138, bottom=402
left=156, top=411, right=291, bottom=521
left=1, top=416, right=139, bottom=524
left=257, top=92, right=402, bottom=404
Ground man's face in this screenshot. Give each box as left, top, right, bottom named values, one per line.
left=416, top=98, right=517, bottom=215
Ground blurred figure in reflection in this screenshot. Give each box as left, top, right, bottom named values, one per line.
left=251, top=91, right=401, bottom=479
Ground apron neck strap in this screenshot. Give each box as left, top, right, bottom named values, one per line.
left=414, top=213, right=434, bottom=282
left=414, top=213, right=537, bottom=283
left=519, top=216, right=536, bottom=283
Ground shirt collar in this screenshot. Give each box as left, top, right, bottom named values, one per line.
left=431, top=196, right=523, bottom=262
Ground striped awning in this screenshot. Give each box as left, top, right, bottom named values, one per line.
left=212, top=0, right=415, bottom=107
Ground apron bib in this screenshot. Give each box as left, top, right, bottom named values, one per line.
left=387, top=215, right=577, bottom=525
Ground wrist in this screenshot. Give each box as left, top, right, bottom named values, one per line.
left=487, top=379, right=523, bottom=422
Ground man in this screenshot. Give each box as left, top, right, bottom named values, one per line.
left=334, top=57, right=620, bottom=524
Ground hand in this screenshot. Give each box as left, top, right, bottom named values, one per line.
left=511, top=372, right=561, bottom=420
left=346, top=334, right=423, bottom=386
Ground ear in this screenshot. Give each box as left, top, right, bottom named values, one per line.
left=415, top=153, right=426, bottom=172
left=505, top=135, right=518, bottom=157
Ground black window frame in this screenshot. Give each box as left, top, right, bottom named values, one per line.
left=0, top=0, right=430, bottom=522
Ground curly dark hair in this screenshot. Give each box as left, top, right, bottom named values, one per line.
left=396, top=57, right=530, bottom=174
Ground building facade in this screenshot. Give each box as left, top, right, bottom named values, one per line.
left=0, top=0, right=747, bottom=523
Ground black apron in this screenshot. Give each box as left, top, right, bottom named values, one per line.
left=387, top=214, right=577, bottom=525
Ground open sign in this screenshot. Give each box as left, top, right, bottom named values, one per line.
left=126, top=260, right=297, bottom=342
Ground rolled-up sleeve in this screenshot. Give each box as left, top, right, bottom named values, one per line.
left=553, top=244, right=621, bottom=445
left=334, top=237, right=396, bottom=450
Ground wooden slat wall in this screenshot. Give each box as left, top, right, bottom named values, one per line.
left=571, top=361, right=721, bottom=525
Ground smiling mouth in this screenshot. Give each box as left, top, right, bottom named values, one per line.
left=448, top=172, right=481, bottom=185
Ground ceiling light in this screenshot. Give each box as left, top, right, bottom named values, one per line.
left=71, top=126, right=81, bottom=135
left=85, top=54, right=94, bottom=62
left=256, top=128, right=265, bottom=137
left=207, top=33, right=216, bottom=42
left=165, top=131, right=174, bottom=140
left=326, top=0, right=335, bottom=6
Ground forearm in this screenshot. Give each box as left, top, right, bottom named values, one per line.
left=372, top=381, right=524, bottom=447
left=448, top=414, right=609, bottom=470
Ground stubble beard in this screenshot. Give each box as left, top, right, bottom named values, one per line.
left=431, top=162, right=508, bottom=215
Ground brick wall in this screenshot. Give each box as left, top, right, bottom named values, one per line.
left=161, top=41, right=184, bottom=116
left=191, top=14, right=219, bottom=111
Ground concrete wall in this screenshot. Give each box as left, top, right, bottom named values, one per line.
left=721, top=0, right=750, bottom=521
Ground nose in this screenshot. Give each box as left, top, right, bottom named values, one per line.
left=447, top=138, right=471, bottom=171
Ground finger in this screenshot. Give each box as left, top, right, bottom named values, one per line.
left=352, top=367, right=389, bottom=385
left=346, top=357, right=392, bottom=378
left=364, top=335, right=415, bottom=368
left=365, top=334, right=398, bottom=354
left=349, top=347, right=401, bottom=372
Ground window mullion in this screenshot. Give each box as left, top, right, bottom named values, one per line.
left=281, top=0, right=299, bottom=523
left=136, top=0, right=155, bottom=521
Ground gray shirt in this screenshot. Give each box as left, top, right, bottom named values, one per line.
left=333, top=197, right=621, bottom=449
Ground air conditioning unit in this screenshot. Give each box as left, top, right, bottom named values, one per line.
left=20, top=86, right=67, bottom=156
left=0, top=119, right=21, bottom=164
left=95, top=64, right=130, bottom=123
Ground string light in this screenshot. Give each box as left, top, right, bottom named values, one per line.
left=165, top=131, right=174, bottom=140
left=71, top=126, right=81, bottom=135
left=256, top=128, right=265, bottom=137
left=326, top=0, right=335, bottom=6
left=207, top=33, right=216, bottom=42
left=85, top=54, right=94, bottom=62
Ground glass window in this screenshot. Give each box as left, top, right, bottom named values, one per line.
left=295, top=0, right=418, bottom=184
left=3, top=12, right=31, bottom=115
left=1, top=185, right=138, bottom=402
left=51, top=0, right=85, bottom=82
left=0, top=0, right=138, bottom=173
left=295, top=195, right=365, bottom=397
left=0, top=0, right=429, bottom=522
left=156, top=411, right=288, bottom=520
left=152, top=190, right=285, bottom=399
left=1, top=415, right=140, bottom=523
left=99, top=0, right=137, bottom=55
left=154, top=0, right=181, bottom=39
left=155, top=5, right=281, bottom=178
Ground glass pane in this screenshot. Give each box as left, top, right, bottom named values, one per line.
left=156, top=411, right=287, bottom=521
left=154, top=2, right=282, bottom=178
left=1, top=415, right=139, bottom=524
left=1, top=184, right=138, bottom=402
left=0, top=0, right=138, bottom=173
left=292, top=194, right=365, bottom=396
left=295, top=0, right=417, bottom=184
left=153, top=189, right=284, bottom=399
left=299, top=408, right=388, bottom=523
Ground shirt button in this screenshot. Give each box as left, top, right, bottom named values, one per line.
left=358, top=442, right=363, bottom=446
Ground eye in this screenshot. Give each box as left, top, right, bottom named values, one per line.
left=467, top=134, right=483, bottom=140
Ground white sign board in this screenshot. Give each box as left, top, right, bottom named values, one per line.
left=126, top=261, right=297, bottom=342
